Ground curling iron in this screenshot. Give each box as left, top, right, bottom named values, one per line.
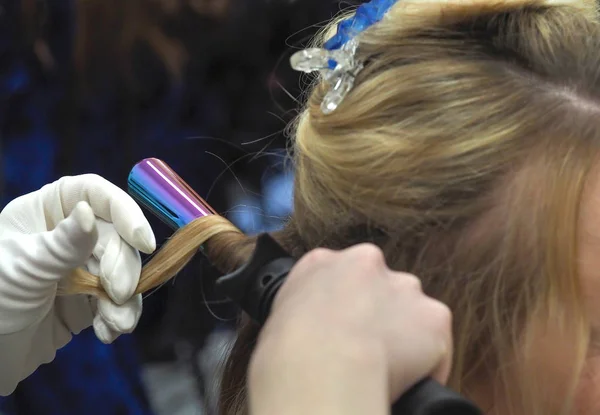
left=127, top=157, right=483, bottom=415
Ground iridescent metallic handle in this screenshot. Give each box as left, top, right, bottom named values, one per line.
left=127, top=158, right=216, bottom=230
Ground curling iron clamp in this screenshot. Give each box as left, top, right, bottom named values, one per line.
left=127, top=158, right=483, bottom=415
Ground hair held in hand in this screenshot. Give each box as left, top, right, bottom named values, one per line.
left=63, top=214, right=257, bottom=298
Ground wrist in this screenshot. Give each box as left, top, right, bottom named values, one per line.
left=0, top=238, right=57, bottom=334
left=248, top=325, right=389, bottom=415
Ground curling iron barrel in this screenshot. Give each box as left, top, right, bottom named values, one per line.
left=127, top=158, right=216, bottom=230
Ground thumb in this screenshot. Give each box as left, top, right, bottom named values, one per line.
left=36, top=201, right=99, bottom=278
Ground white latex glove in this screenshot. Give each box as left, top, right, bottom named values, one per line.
left=0, top=175, right=156, bottom=396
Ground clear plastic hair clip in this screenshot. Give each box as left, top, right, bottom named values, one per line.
left=289, top=0, right=398, bottom=113
left=290, top=38, right=364, bottom=114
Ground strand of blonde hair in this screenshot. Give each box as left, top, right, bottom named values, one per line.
left=60, top=215, right=247, bottom=300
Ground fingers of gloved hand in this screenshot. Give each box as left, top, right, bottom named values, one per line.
left=93, top=294, right=142, bottom=344
left=93, top=316, right=120, bottom=344
left=92, top=220, right=142, bottom=305
left=85, top=256, right=100, bottom=276
left=35, top=201, right=99, bottom=281
left=50, top=175, right=156, bottom=254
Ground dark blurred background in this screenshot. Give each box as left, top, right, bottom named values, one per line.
left=0, top=0, right=355, bottom=414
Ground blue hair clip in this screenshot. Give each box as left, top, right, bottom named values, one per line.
left=290, top=0, right=398, bottom=114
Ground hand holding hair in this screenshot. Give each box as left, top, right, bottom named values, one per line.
left=0, top=174, right=156, bottom=396
left=63, top=158, right=248, bottom=300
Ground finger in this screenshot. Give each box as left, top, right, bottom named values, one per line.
left=93, top=316, right=120, bottom=344
left=86, top=256, right=100, bottom=276
left=387, top=271, right=423, bottom=292
left=288, top=247, right=336, bottom=279
left=386, top=275, right=453, bottom=395
left=49, top=175, right=156, bottom=254
left=427, top=303, right=454, bottom=385
left=430, top=342, right=453, bottom=385
left=276, top=248, right=337, bottom=303
left=344, top=243, right=389, bottom=274
left=390, top=334, right=451, bottom=399
left=96, top=294, right=142, bottom=335
left=396, top=300, right=453, bottom=390
left=37, top=201, right=98, bottom=278
left=94, top=220, right=142, bottom=305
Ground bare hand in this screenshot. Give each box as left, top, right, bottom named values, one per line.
left=248, top=244, right=453, bottom=415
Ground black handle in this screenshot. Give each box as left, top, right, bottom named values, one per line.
left=391, top=378, right=481, bottom=415
left=215, top=234, right=483, bottom=415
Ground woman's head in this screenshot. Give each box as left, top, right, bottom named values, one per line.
left=67, top=0, right=600, bottom=413
left=285, top=1, right=600, bottom=412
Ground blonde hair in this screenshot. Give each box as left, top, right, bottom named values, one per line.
left=65, top=0, right=600, bottom=413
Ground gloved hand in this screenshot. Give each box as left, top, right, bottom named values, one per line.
left=0, top=174, right=156, bottom=396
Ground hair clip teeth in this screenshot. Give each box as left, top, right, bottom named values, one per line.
left=321, top=57, right=364, bottom=114
left=321, top=75, right=354, bottom=114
